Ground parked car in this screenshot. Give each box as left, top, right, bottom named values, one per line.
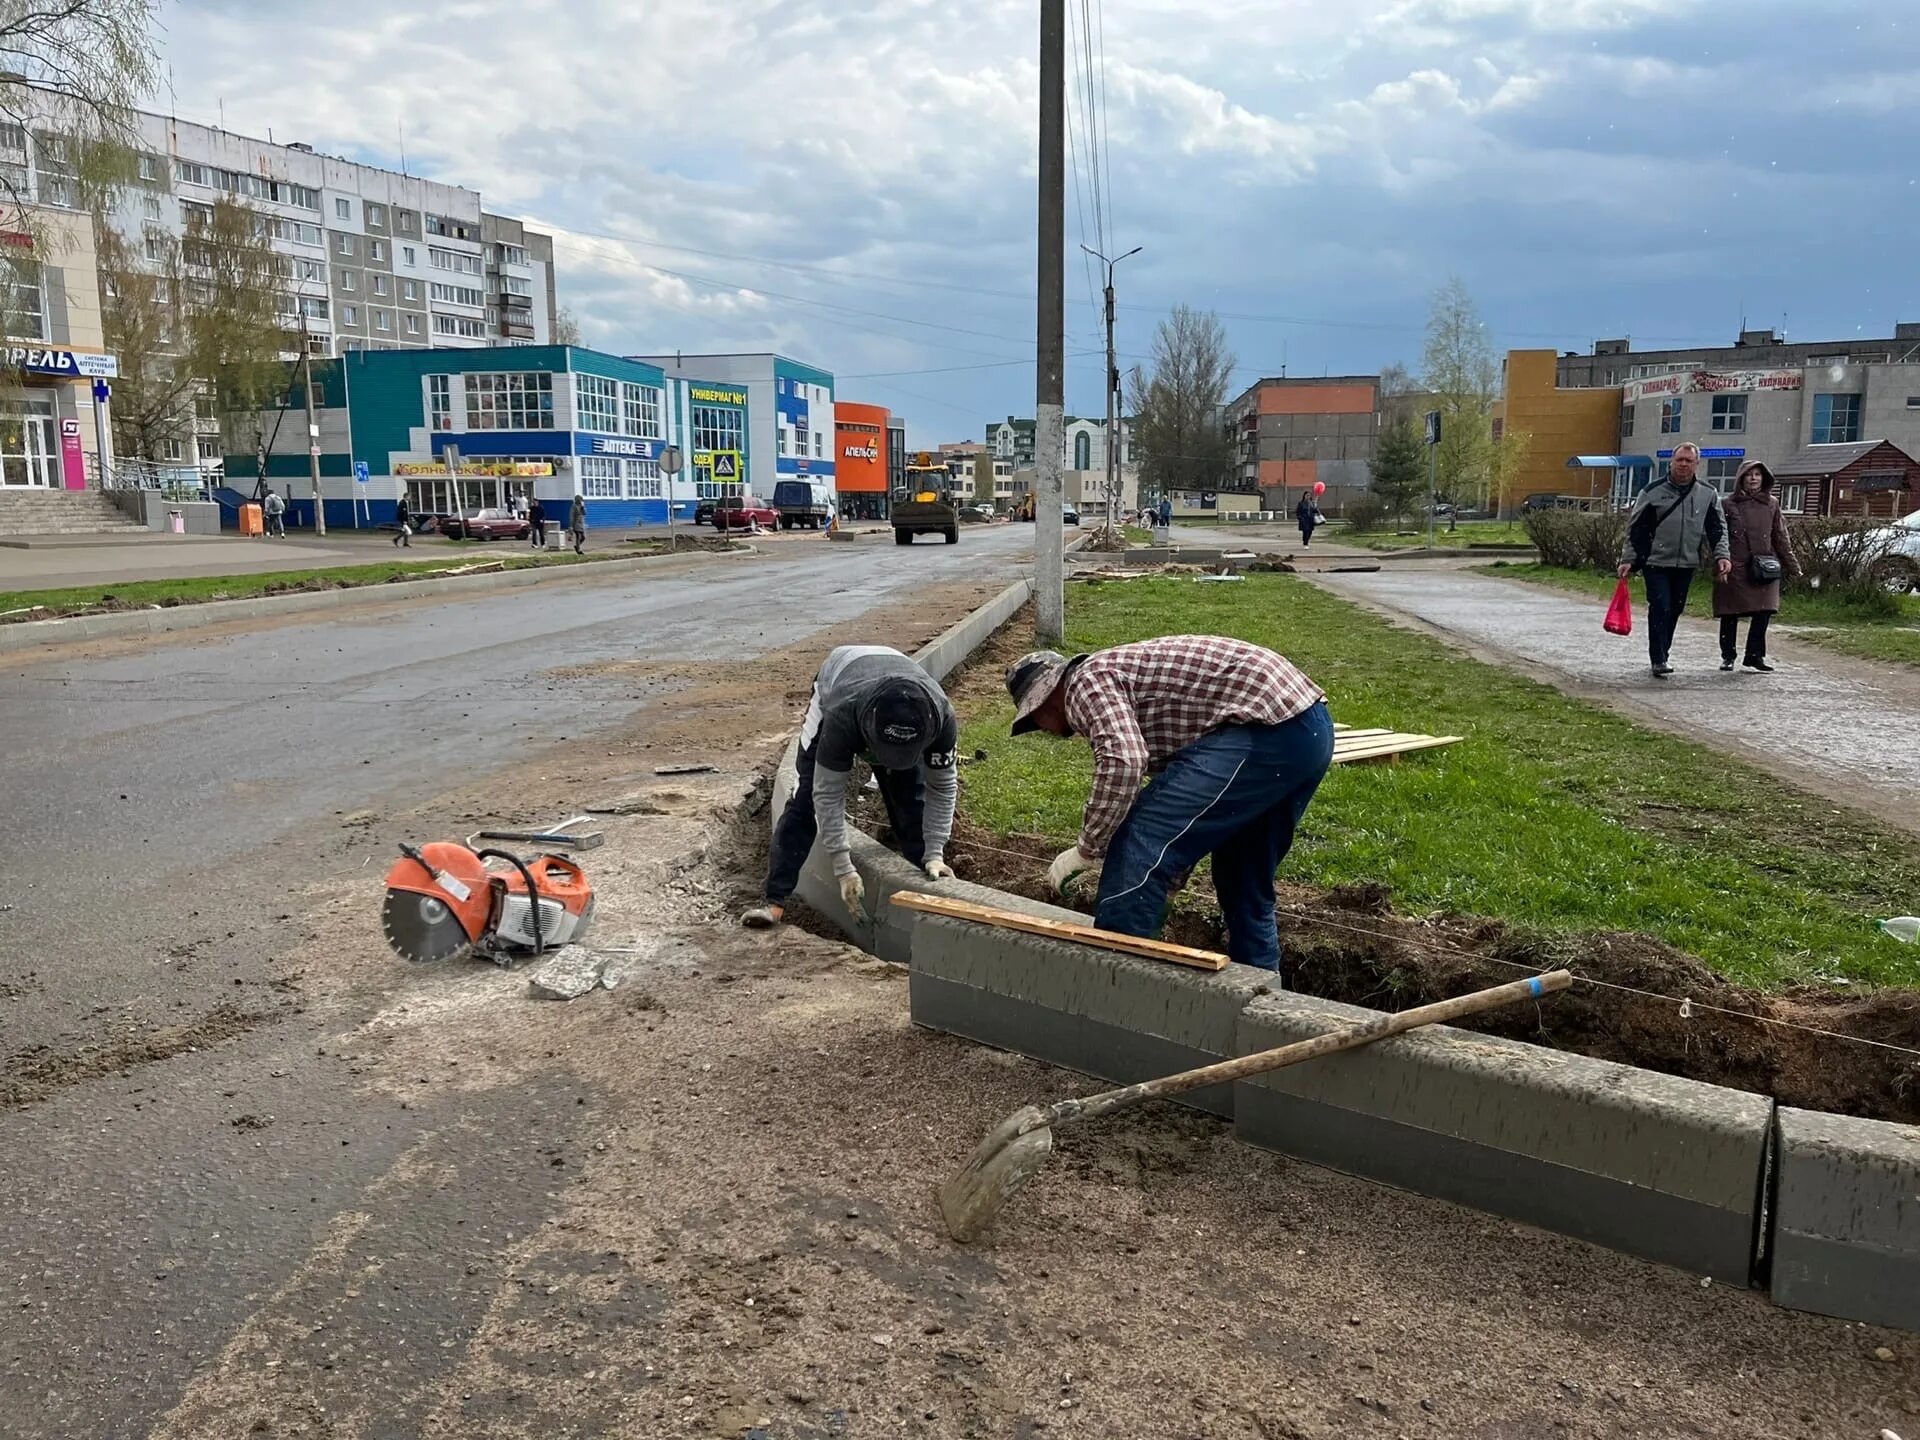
left=713, top=496, right=779, bottom=532
left=442, top=508, right=529, bottom=541
left=961, top=503, right=996, bottom=522
left=1062, top=506, right=1080, bottom=526
left=1822, top=507, right=1920, bottom=592
left=694, top=499, right=718, bottom=527
left=773, top=479, right=834, bottom=530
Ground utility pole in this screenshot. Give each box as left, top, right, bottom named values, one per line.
left=1081, top=243, right=1141, bottom=538
left=300, top=317, right=326, bottom=536
left=1424, top=409, right=1442, bottom=550
left=1034, top=0, right=1066, bottom=644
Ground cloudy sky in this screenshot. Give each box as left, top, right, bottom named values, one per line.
left=158, top=0, right=1919, bottom=445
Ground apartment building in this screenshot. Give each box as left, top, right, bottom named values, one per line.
left=1223, top=375, right=1378, bottom=514
left=987, top=413, right=1134, bottom=474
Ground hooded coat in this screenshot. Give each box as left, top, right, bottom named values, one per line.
left=1713, top=462, right=1799, bottom=616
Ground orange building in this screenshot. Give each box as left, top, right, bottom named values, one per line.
left=1495, top=350, right=1623, bottom=508
left=1223, top=376, right=1378, bottom=513
left=835, top=401, right=891, bottom=520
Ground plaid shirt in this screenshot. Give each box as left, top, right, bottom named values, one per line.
left=1062, top=635, right=1325, bottom=856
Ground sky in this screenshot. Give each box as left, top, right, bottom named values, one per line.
left=156, top=0, right=1920, bottom=447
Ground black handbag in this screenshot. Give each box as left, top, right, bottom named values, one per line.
left=1748, top=553, right=1783, bottom=584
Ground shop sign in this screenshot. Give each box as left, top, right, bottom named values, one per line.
left=843, top=445, right=878, bottom=460
left=4, top=346, right=119, bottom=379
left=394, top=460, right=553, bottom=477
left=589, top=435, right=655, bottom=458
left=687, top=386, right=746, bottom=405
left=1622, top=368, right=1801, bottom=404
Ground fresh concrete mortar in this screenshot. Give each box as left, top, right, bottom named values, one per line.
left=0, top=544, right=752, bottom=656
left=1770, top=1106, right=1920, bottom=1331
left=1235, top=990, right=1773, bottom=1285
left=909, top=913, right=1271, bottom=1118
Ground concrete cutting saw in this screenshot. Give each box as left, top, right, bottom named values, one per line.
left=381, top=841, right=595, bottom=965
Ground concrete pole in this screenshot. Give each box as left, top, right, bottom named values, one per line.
left=1034, top=0, right=1066, bottom=645
left=301, top=334, right=326, bottom=536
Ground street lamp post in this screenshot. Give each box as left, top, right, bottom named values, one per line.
left=1081, top=243, right=1141, bottom=536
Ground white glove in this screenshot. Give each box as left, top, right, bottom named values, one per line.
left=924, top=859, right=956, bottom=882
left=1048, top=846, right=1101, bottom=896
left=839, top=870, right=866, bottom=910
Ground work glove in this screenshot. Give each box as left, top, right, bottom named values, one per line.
left=924, top=859, right=956, bottom=882
left=839, top=870, right=866, bottom=911
left=1048, top=846, right=1101, bottom=897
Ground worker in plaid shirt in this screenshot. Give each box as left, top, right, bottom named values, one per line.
left=1005, top=635, right=1333, bottom=972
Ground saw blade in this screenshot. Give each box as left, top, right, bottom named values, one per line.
left=382, top=886, right=476, bottom=963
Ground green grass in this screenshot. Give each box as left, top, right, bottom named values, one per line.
left=1348, top=519, right=1534, bottom=550
left=1478, top=562, right=1920, bottom=668
left=956, top=574, right=1920, bottom=990
left=1122, top=525, right=1153, bottom=545
left=0, top=547, right=645, bottom=618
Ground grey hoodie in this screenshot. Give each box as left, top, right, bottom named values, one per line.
left=1620, top=477, right=1730, bottom=571
left=802, top=646, right=958, bottom=878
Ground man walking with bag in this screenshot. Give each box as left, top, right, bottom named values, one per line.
left=1617, top=441, right=1731, bottom=678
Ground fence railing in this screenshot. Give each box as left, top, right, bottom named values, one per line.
left=90, top=455, right=227, bottom=497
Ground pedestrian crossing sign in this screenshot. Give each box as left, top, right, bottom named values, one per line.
left=711, top=451, right=740, bottom=480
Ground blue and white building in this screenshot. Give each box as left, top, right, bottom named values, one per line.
left=630, top=352, right=833, bottom=500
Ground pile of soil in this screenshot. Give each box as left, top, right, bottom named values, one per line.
left=625, top=533, right=746, bottom=554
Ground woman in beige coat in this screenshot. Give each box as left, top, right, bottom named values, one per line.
left=1713, top=460, right=1798, bottom=672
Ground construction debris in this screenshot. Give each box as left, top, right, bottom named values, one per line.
left=527, top=945, right=622, bottom=1000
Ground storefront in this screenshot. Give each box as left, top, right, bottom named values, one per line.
left=834, top=400, right=890, bottom=520
left=1, top=345, right=116, bottom=491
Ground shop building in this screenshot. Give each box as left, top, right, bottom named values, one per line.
left=1494, top=350, right=1622, bottom=508
left=630, top=352, right=833, bottom=500
left=222, top=344, right=749, bottom=529
left=887, top=419, right=907, bottom=492
left=834, top=401, right=891, bottom=520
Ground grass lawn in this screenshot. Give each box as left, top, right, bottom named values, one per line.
left=1121, top=525, right=1154, bottom=545
left=1477, top=561, right=1920, bottom=668
left=0, top=547, right=648, bottom=619
left=955, top=574, right=1920, bottom=990
left=1348, top=519, right=1534, bottom=550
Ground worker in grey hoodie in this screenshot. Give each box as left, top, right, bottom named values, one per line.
left=1617, top=441, right=1732, bottom=677
left=742, top=645, right=959, bottom=928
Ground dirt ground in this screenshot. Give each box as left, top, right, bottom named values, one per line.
left=135, top=634, right=1919, bottom=1440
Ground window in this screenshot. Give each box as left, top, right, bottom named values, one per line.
left=813, top=429, right=823, bottom=458
left=267, top=217, right=323, bottom=246
left=405, top=313, right=421, bottom=336
left=1659, top=397, right=1683, bottom=434
left=32, top=131, right=73, bottom=207
left=342, top=304, right=358, bottom=326
left=501, top=274, right=532, bottom=297
left=335, top=197, right=351, bottom=220
left=429, top=282, right=484, bottom=306
left=339, top=269, right=357, bottom=292
left=625, top=459, right=662, bottom=499
left=398, top=211, right=415, bottom=234
left=401, top=279, right=420, bottom=301
left=175, top=159, right=212, bottom=187
left=143, top=229, right=165, bottom=262
left=370, top=273, right=388, bottom=296
left=580, top=455, right=621, bottom=497
left=621, top=382, right=661, bottom=438
left=161, top=437, right=184, bottom=461
left=434, top=314, right=486, bottom=339
left=141, top=193, right=162, bottom=220
left=1619, top=406, right=1635, bottom=440
left=297, top=258, right=325, bottom=282
left=465, top=371, right=555, bottom=429
left=1073, top=432, right=1091, bottom=469
left=577, top=374, right=619, bottom=432
left=0, top=258, right=44, bottom=339
left=299, top=295, right=329, bottom=321
left=691, top=403, right=745, bottom=459
left=500, top=244, right=528, bottom=266
left=402, top=245, right=416, bottom=266
left=337, top=233, right=357, bottom=257
left=374, top=309, right=391, bottom=332
left=429, top=247, right=481, bottom=276
left=366, top=203, right=386, bottom=228
left=427, top=374, right=453, bottom=430
left=1812, top=393, right=1863, bottom=445
left=174, top=159, right=317, bottom=208
left=1710, top=394, right=1748, bottom=432
left=777, top=428, right=788, bottom=457
left=370, top=239, right=386, bottom=263
left=136, top=151, right=163, bottom=183
left=1704, top=457, right=1741, bottom=491
left=1778, top=483, right=1807, bottom=514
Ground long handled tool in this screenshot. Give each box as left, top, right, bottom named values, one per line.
left=938, top=969, right=1572, bottom=1243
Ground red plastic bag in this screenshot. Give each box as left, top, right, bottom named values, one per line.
left=1603, top=577, right=1633, bottom=636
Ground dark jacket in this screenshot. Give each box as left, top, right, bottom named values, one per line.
left=1714, top=465, right=1799, bottom=616
left=528, top=499, right=546, bottom=525
left=395, top=498, right=411, bottom=525
left=1620, top=476, right=1729, bottom=572
left=1296, top=494, right=1316, bottom=525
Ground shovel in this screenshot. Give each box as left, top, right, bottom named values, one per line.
left=938, top=968, right=1572, bottom=1243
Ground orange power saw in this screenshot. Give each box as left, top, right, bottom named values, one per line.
left=381, top=841, right=595, bottom=965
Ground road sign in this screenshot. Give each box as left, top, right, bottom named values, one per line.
left=444, top=444, right=461, bottom=472
left=711, top=450, right=740, bottom=481
left=659, top=444, right=684, bottom=476
left=353, top=460, right=370, bottom=485
left=1424, top=411, right=1443, bottom=446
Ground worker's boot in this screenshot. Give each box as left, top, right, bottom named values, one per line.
left=741, top=904, right=784, bottom=930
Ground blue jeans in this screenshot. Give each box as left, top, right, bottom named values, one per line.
left=1093, top=702, right=1335, bottom=972
left=1642, top=566, right=1695, bottom=666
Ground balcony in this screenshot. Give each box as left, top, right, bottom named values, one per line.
left=500, top=316, right=536, bottom=339
left=495, top=292, right=532, bottom=311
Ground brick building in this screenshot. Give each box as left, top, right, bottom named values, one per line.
left=1223, top=375, right=1378, bottom=515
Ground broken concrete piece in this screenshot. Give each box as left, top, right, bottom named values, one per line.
left=527, top=945, right=611, bottom=1001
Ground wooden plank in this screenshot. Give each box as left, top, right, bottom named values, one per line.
left=1332, top=734, right=1463, bottom=765
left=1330, top=727, right=1394, bottom=741
left=889, top=890, right=1229, bottom=972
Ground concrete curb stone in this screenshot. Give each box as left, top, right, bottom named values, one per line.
left=1770, top=1106, right=1920, bottom=1330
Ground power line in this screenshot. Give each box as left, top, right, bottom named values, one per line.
left=1094, top=0, right=1116, bottom=251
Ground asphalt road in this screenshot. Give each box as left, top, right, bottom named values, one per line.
left=0, top=522, right=1036, bottom=1438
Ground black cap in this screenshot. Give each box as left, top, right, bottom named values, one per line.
left=862, top=684, right=934, bottom=769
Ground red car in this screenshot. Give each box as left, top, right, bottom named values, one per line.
left=712, top=497, right=778, bottom=532
left=443, top=507, right=531, bottom=541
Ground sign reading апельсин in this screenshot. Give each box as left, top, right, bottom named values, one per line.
left=5, top=346, right=118, bottom=379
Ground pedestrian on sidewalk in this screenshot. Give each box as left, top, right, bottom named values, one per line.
left=393, top=495, right=413, bottom=547
left=742, top=645, right=959, bottom=929
left=263, top=488, right=285, bottom=538
left=1617, top=442, right=1731, bottom=678
left=1006, top=635, right=1333, bottom=973
left=1296, top=491, right=1319, bottom=547
left=1158, top=496, right=1172, bottom=530
left=569, top=493, right=586, bottom=555
left=1714, top=460, right=1797, bottom=673
left=527, top=496, right=547, bottom=549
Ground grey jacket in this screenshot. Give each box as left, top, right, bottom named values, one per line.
left=802, top=645, right=958, bottom=877
left=1620, top=478, right=1729, bottom=572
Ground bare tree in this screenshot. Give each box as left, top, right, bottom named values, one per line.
left=550, top=303, right=581, bottom=346
left=1125, top=304, right=1235, bottom=499
left=1420, top=277, right=1499, bottom=508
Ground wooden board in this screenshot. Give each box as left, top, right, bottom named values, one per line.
left=889, top=891, right=1229, bottom=972
left=1332, top=733, right=1463, bottom=765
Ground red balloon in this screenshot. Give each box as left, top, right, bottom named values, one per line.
left=1312, top=481, right=1327, bottom=495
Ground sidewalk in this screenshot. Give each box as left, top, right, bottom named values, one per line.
left=0, top=530, right=455, bottom=591
left=1309, top=564, right=1920, bottom=837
